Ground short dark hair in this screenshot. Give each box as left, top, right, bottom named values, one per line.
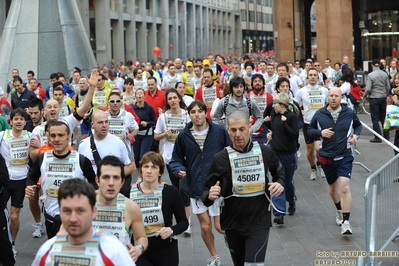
left=10, top=108, right=28, bottom=121
left=48, top=120, right=70, bottom=135
left=52, top=81, right=64, bottom=90
left=275, top=77, right=291, bottom=93
left=133, top=68, right=141, bottom=77
left=50, top=73, right=59, bottom=80
left=74, top=67, right=81, bottom=73
left=147, top=76, right=157, bottom=84
left=28, top=98, right=44, bottom=111
left=277, top=62, right=289, bottom=72
left=12, top=76, right=23, bottom=84
left=97, top=156, right=125, bottom=180
left=124, top=78, right=134, bottom=85
left=187, top=100, right=207, bottom=114
left=229, top=76, right=246, bottom=94
left=203, top=68, right=214, bottom=77
left=109, top=91, right=121, bottom=99
left=27, top=70, right=35, bottom=76
left=57, top=178, right=96, bottom=209
left=126, top=60, right=133, bottom=66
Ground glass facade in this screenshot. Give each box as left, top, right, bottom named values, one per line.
left=361, top=10, right=399, bottom=62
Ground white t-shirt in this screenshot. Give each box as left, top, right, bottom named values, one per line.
left=31, top=113, right=81, bottom=141
left=154, top=109, right=191, bottom=164
left=183, top=95, right=194, bottom=107
left=32, top=230, right=135, bottom=266
left=291, top=74, right=303, bottom=88
left=107, top=110, right=139, bottom=150
left=0, top=130, right=32, bottom=180
left=325, top=66, right=335, bottom=89
left=78, top=133, right=132, bottom=174
left=295, top=85, right=329, bottom=124
left=161, top=74, right=182, bottom=89
left=340, top=82, right=351, bottom=102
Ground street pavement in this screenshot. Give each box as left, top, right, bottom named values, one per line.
left=13, top=113, right=399, bottom=266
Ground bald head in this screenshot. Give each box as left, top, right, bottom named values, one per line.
left=328, top=87, right=343, bottom=110
left=45, top=99, right=59, bottom=108
left=329, top=87, right=342, bottom=96
left=92, top=110, right=107, bottom=122
left=174, top=58, right=182, bottom=68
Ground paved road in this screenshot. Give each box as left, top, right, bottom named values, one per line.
left=13, top=113, right=399, bottom=265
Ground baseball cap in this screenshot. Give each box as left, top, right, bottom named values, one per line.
left=186, top=61, right=193, bottom=67
left=203, top=59, right=210, bottom=66
left=372, top=59, right=380, bottom=66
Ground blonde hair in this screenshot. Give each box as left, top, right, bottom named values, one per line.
left=273, top=92, right=290, bottom=108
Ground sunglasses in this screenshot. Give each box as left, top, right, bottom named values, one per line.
left=109, top=99, right=121, bottom=104
left=314, top=64, right=320, bottom=66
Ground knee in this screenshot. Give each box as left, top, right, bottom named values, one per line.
left=200, top=221, right=212, bottom=233
left=341, top=184, right=351, bottom=195
left=329, top=185, right=339, bottom=194
left=10, top=212, right=19, bottom=223
left=306, top=147, right=314, bottom=157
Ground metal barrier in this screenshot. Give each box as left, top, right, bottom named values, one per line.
left=358, top=154, right=399, bottom=265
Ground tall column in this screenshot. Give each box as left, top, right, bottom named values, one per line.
left=112, top=0, right=124, bottom=64
left=273, top=0, right=295, bottom=62
left=136, top=0, right=147, bottom=62
left=125, top=0, right=137, bottom=61
left=95, top=0, right=112, bottom=64
left=158, top=0, right=169, bottom=60
left=316, top=0, right=353, bottom=66
left=147, top=1, right=156, bottom=61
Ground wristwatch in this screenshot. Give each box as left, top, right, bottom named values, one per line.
left=137, top=244, right=145, bottom=254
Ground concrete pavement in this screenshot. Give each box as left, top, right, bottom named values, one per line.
left=13, top=113, right=399, bottom=265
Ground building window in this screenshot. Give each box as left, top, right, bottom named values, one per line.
left=257, top=0, right=263, bottom=5
left=249, top=0, right=253, bottom=3
left=265, top=0, right=269, bottom=6
left=257, top=12, right=262, bottom=23
left=241, top=10, right=247, bottom=21
left=249, top=11, right=255, bottom=22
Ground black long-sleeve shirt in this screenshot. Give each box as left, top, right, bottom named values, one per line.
left=135, top=183, right=188, bottom=251
left=267, top=109, right=299, bottom=155
left=0, top=153, right=9, bottom=207
left=202, top=141, right=285, bottom=231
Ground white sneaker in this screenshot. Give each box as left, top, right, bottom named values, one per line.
left=32, top=224, right=43, bottom=238
left=317, top=166, right=326, bottom=178
left=297, top=151, right=301, bottom=158
left=309, top=169, right=317, bottom=180
left=336, top=210, right=343, bottom=226
left=207, top=255, right=221, bottom=266
left=184, top=223, right=191, bottom=236
left=341, top=220, right=353, bottom=235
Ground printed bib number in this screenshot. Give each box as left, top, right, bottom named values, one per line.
left=142, top=207, right=163, bottom=226
left=93, top=90, right=106, bottom=105
left=203, top=86, right=216, bottom=108
left=9, top=139, right=29, bottom=165
left=308, top=88, right=324, bottom=110
left=228, top=142, right=266, bottom=197
left=44, top=152, right=77, bottom=198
